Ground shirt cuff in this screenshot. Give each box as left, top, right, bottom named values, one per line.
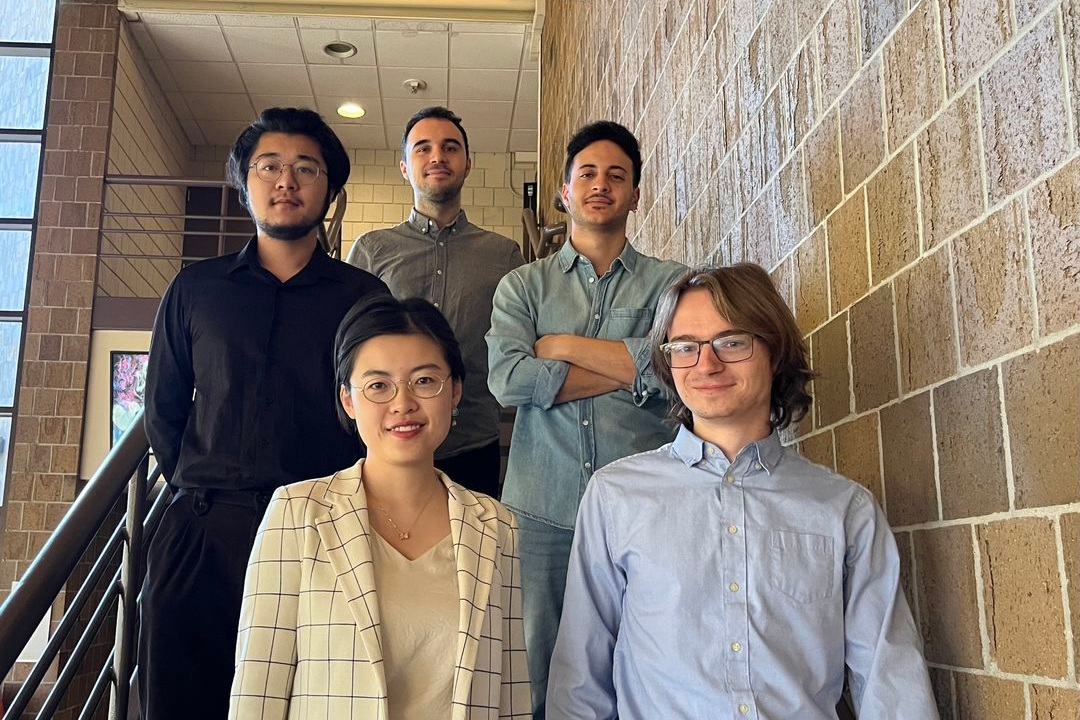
left=623, top=337, right=657, bottom=407
left=532, top=358, right=571, bottom=410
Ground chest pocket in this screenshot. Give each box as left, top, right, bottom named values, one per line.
left=603, top=307, right=654, bottom=340
left=767, top=530, right=834, bottom=603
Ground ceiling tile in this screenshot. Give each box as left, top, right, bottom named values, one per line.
left=517, top=70, right=539, bottom=101
left=449, top=68, right=518, bottom=101
left=450, top=21, right=526, bottom=33
left=223, top=27, right=304, bottom=64
left=308, top=65, right=379, bottom=97
left=315, top=96, right=384, bottom=124
left=468, top=127, right=510, bottom=153
left=170, top=61, right=245, bottom=93
left=298, top=16, right=372, bottom=30
left=450, top=100, right=513, bottom=128
left=165, top=92, right=193, bottom=119
left=238, top=63, right=312, bottom=96
left=382, top=97, right=449, bottom=128
left=450, top=33, right=523, bottom=69
left=509, top=129, right=538, bottom=152
left=332, top=124, right=387, bottom=149
left=138, top=12, right=217, bottom=25
left=147, top=59, right=179, bottom=92
left=199, top=120, right=250, bottom=146
left=129, top=22, right=160, bottom=59
left=146, top=24, right=231, bottom=61
left=375, top=20, right=448, bottom=32
left=184, top=92, right=256, bottom=122
left=299, top=29, right=376, bottom=65
left=512, top=101, right=538, bottom=128
left=216, top=13, right=295, bottom=27
left=378, top=67, right=448, bottom=99
left=249, top=94, right=317, bottom=112
left=178, top=116, right=206, bottom=145
left=374, top=30, right=448, bottom=68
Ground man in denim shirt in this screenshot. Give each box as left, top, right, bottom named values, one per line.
left=547, top=265, right=938, bottom=720
left=486, top=121, right=685, bottom=719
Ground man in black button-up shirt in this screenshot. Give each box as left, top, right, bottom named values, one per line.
left=141, top=108, right=387, bottom=720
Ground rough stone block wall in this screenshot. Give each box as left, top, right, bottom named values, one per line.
left=539, top=0, right=1080, bottom=714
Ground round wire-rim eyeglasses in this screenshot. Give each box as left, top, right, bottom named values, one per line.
left=248, top=158, right=324, bottom=186
left=659, top=332, right=757, bottom=368
left=354, top=375, right=448, bottom=404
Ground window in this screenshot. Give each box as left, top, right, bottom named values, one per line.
left=0, top=0, right=56, bottom=503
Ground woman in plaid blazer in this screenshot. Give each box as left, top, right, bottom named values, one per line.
left=229, top=295, right=531, bottom=720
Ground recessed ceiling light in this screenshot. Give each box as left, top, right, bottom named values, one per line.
left=323, top=41, right=357, bottom=59
left=337, top=102, right=366, bottom=119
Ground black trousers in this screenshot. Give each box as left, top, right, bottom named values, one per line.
left=138, top=488, right=271, bottom=720
left=435, top=440, right=502, bottom=499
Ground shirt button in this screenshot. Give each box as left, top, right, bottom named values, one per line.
left=584, top=462, right=592, bottom=469
left=594, top=313, right=600, bottom=319
left=757, top=461, right=766, bottom=471
left=739, top=703, right=750, bottom=714
left=724, top=472, right=735, bottom=484
left=729, top=582, right=740, bottom=592
left=436, top=269, right=443, bottom=275
left=433, top=302, right=440, bottom=308
left=438, top=241, right=445, bottom=246
left=730, top=642, right=742, bottom=652
left=582, top=420, right=590, bottom=426
left=588, top=277, right=595, bottom=283
left=422, top=227, right=428, bottom=234
left=728, top=525, right=738, bottom=534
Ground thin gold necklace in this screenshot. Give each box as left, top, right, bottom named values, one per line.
left=371, top=480, right=439, bottom=541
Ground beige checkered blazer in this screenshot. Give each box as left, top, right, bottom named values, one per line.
left=228, top=460, right=531, bottom=720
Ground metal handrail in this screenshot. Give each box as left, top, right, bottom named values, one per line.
left=0, top=415, right=157, bottom=720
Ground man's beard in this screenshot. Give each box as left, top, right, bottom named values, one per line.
left=421, top=178, right=464, bottom=205
left=254, top=215, right=323, bottom=241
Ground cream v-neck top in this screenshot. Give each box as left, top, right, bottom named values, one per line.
left=371, top=532, right=458, bottom=720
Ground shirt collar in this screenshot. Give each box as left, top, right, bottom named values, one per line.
left=669, top=424, right=784, bottom=473
left=407, top=207, right=468, bottom=235
left=228, top=235, right=339, bottom=283
left=557, top=236, right=640, bottom=274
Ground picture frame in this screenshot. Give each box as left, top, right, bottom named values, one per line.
left=110, top=351, right=149, bottom=447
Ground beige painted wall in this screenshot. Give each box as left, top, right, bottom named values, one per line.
left=541, top=0, right=1080, bottom=715
left=78, top=330, right=151, bottom=479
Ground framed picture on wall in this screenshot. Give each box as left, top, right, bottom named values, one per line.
left=110, top=351, right=149, bottom=447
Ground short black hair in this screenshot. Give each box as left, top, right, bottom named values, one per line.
left=226, top=107, right=350, bottom=208
left=400, top=106, right=470, bottom=157
left=333, top=294, right=466, bottom=433
left=562, top=120, right=642, bottom=187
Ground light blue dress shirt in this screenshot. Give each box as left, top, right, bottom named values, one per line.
left=486, top=239, right=686, bottom=529
left=548, top=425, right=939, bottom=720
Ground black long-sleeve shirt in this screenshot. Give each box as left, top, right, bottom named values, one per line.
left=145, top=237, right=389, bottom=491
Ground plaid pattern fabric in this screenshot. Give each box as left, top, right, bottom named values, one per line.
left=229, top=461, right=531, bottom=720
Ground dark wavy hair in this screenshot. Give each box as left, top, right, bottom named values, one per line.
left=333, top=294, right=466, bottom=433
left=401, top=106, right=470, bottom=157
left=649, top=264, right=814, bottom=431
left=562, top=120, right=642, bottom=187
left=225, top=107, right=350, bottom=210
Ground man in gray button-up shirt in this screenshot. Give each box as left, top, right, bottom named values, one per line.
left=486, top=121, right=685, bottom=719
left=347, top=106, right=524, bottom=498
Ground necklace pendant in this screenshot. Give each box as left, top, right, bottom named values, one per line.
left=399, top=532, right=409, bottom=540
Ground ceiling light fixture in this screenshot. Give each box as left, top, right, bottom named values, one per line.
left=337, top=102, right=366, bottom=119
left=402, top=79, right=428, bottom=94
left=323, top=41, right=358, bottom=59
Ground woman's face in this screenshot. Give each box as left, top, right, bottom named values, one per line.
left=339, top=333, right=462, bottom=467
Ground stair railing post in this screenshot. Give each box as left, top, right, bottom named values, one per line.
left=109, top=453, right=149, bottom=720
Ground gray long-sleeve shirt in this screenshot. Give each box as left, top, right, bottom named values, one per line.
left=346, top=209, right=524, bottom=459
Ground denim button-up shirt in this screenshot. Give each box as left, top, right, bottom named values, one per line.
left=486, top=239, right=686, bottom=528
left=547, top=425, right=939, bottom=720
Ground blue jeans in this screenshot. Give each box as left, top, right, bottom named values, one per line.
left=515, top=513, right=575, bottom=720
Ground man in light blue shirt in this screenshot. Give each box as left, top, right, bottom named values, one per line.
left=547, top=265, right=939, bottom=720
left=486, top=121, right=685, bottom=719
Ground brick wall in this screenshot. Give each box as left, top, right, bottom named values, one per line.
left=539, top=0, right=1079, bottom=715
left=98, top=20, right=189, bottom=299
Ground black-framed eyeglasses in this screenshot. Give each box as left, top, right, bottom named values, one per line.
left=355, top=375, right=448, bottom=404
left=248, top=158, right=324, bottom=186
left=659, top=332, right=756, bottom=368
